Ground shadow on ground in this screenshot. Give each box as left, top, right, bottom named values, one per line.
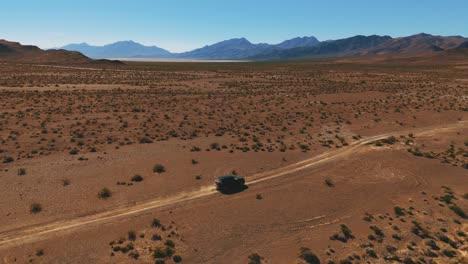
left=218, top=185, right=249, bottom=195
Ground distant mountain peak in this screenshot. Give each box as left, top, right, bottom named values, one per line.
left=413, top=33, right=433, bottom=37
left=60, top=40, right=172, bottom=58
left=222, top=38, right=252, bottom=45
left=276, top=36, right=320, bottom=49
left=113, top=40, right=139, bottom=45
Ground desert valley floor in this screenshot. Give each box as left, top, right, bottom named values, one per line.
left=0, top=60, right=466, bottom=263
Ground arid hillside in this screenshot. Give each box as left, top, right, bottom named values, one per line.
left=0, top=39, right=122, bottom=65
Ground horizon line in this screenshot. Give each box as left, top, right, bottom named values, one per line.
left=20, top=32, right=468, bottom=53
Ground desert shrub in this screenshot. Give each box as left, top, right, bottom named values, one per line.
left=190, top=146, right=201, bottom=152
left=299, top=144, right=310, bottom=151
left=128, top=231, right=136, bottom=241
left=248, top=253, right=262, bottom=264
left=330, top=233, right=347, bottom=243
left=403, top=257, right=416, bottom=264
left=449, top=205, right=467, bottom=219
left=165, top=239, right=175, bottom=248
left=131, top=175, right=143, bottom=182
left=256, top=194, right=263, bottom=200
left=129, top=251, right=139, bottom=260
left=411, top=221, right=431, bottom=238
left=191, top=159, right=198, bottom=164
left=425, top=239, right=439, bottom=250
left=30, top=203, right=42, bottom=214
left=195, top=175, right=202, bottom=180
left=370, top=225, right=384, bottom=237
left=299, top=247, right=320, bottom=264
left=98, top=188, right=112, bottom=199
left=173, top=255, right=183, bottom=263
left=210, top=142, right=220, bottom=150
left=425, top=249, right=437, bottom=257
left=155, top=260, right=165, bottom=264
left=151, top=234, right=162, bottom=241
left=340, top=224, right=354, bottom=240
left=437, top=233, right=450, bottom=243
left=62, top=178, right=70, bottom=186
left=69, top=149, right=79, bottom=155
left=17, top=168, right=26, bottom=176
left=151, top=218, right=161, bottom=228
left=394, top=206, right=405, bottom=217
left=153, top=247, right=166, bottom=259
left=3, top=156, right=14, bottom=163
left=325, top=179, right=334, bottom=187
left=153, top=164, right=166, bottom=173
left=139, top=137, right=153, bottom=144
left=35, top=249, right=44, bottom=256
left=385, top=245, right=397, bottom=253
left=164, top=246, right=174, bottom=257
left=440, top=194, right=453, bottom=204
left=363, top=213, right=374, bottom=222
left=367, top=249, right=378, bottom=258
left=382, top=136, right=397, bottom=145
left=442, top=249, right=456, bottom=257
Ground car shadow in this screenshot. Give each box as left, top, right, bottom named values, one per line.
left=217, top=185, right=249, bottom=195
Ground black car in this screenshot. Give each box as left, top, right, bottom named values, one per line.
left=215, top=175, right=246, bottom=192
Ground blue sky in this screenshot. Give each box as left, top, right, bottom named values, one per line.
left=2, top=0, right=467, bottom=52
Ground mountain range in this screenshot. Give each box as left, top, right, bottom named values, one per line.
left=58, top=36, right=321, bottom=59
left=2, top=33, right=468, bottom=64
left=57, top=34, right=468, bottom=60
left=175, top=36, right=320, bottom=59
left=60, top=41, right=172, bottom=58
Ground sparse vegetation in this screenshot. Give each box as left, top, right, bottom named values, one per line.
left=449, top=205, right=467, bottom=219
left=30, top=203, right=42, bottom=214
left=131, top=175, right=143, bottom=182
left=128, top=231, right=136, bottom=241
left=153, top=164, right=166, bottom=173
left=394, top=206, right=405, bottom=217
left=298, top=247, right=320, bottom=264
left=17, top=168, right=26, bottom=176
left=173, top=255, right=182, bottom=263
left=151, top=218, right=161, bottom=228
left=62, top=178, right=71, bottom=186
left=98, top=188, right=112, bottom=199
left=325, top=179, right=335, bottom=187
left=248, top=253, right=262, bottom=264
left=0, top=54, right=466, bottom=264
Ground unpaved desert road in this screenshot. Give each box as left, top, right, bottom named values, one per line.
left=0, top=122, right=464, bottom=249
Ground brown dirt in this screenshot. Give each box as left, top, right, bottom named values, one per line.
left=0, top=59, right=466, bottom=264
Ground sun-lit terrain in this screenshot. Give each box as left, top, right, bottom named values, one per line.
left=0, top=58, right=466, bottom=263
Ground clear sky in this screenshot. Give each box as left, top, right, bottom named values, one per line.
left=2, top=0, right=467, bottom=52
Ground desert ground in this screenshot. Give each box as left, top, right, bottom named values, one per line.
left=0, top=59, right=466, bottom=264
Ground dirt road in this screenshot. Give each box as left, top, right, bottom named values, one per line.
left=0, top=122, right=463, bottom=249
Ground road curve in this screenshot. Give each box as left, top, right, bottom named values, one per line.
left=0, top=122, right=464, bottom=249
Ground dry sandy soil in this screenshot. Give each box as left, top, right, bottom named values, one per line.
left=0, top=60, right=466, bottom=264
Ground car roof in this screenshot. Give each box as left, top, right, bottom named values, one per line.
left=217, top=175, right=243, bottom=180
